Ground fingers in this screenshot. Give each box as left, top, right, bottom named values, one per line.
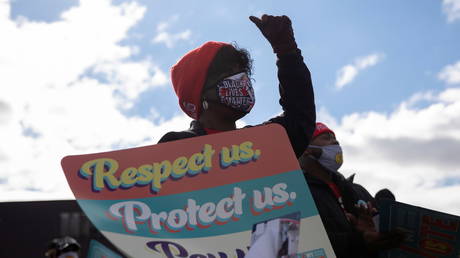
left=249, top=14, right=278, bottom=29
left=356, top=200, right=368, bottom=209
left=249, top=13, right=296, bottom=54
left=355, top=201, right=377, bottom=216
left=367, top=201, right=375, bottom=212
left=249, top=14, right=272, bottom=32
left=249, top=16, right=262, bottom=28
left=281, top=15, right=292, bottom=25
left=366, top=201, right=378, bottom=216
left=346, top=212, right=356, bottom=224
left=355, top=203, right=369, bottom=216
left=364, top=202, right=373, bottom=216
left=261, top=14, right=269, bottom=22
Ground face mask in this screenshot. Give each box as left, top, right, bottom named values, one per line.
left=309, top=144, right=343, bottom=172
left=216, top=72, right=255, bottom=113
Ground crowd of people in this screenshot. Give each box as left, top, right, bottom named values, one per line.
left=158, top=14, right=404, bottom=257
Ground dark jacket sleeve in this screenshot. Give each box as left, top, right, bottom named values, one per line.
left=311, top=192, right=369, bottom=257
left=306, top=176, right=370, bottom=258
left=265, top=50, right=316, bottom=158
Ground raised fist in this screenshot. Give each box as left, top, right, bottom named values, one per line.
left=249, top=14, right=298, bottom=55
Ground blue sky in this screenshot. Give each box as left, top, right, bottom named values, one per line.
left=1, top=0, right=460, bottom=214
left=12, top=0, right=460, bottom=121
left=9, top=0, right=459, bottom=119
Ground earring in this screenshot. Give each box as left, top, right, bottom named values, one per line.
left=202, top=100, right=208, bottom=110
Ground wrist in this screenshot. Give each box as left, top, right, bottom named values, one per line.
left=276, top=48, right=300, bottom=58
left=273, top=42, right=298, bottom=55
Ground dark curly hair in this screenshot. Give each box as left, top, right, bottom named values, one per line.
left=202, top=43, right=253, bottom=92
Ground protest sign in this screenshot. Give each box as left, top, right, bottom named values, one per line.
left=61, top=124, right=334, bottom=257
left=379, top=200, right=460, bottom=258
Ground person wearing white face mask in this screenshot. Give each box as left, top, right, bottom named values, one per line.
left=299, top=122, right=404, bottom=258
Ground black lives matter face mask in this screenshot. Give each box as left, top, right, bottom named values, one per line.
left=216, top=72, right=255, bottom=113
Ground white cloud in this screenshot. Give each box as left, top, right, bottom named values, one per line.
left=0, top=0, right=189, bottom=201
left=0, top=100, right=11, bottom=125
left=335, top=65, right=358, bottom=89
left=153, top=30, right=192, bottom=48
left=93, top=59, right=168, bottom=102
left=321, top=87, right=460, bottom=215
left=438, top=61, right=460, bottom=85
left=316, top=106, right=339, bottom=129
left=335, top=53, right=384, bottom=89
left=152, top=15, right=192, bottom=48
left=442, top=0, right=460, bottom=23
left=0, top=0, right=145, bottom=94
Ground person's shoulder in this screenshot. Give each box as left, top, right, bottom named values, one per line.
left=303, top=173, right=326, bottom=188
left=352, top=183, right=368, bottom=192
left=157, top=130, right=197, bottom=144
left=158, top=120, right=207, bottom=144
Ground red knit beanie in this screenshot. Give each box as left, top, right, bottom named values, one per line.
left=170, top=41, right=231, bottom=119
left=312, top=122, right=335, bottom=139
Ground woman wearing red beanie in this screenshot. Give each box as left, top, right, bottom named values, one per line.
left=158, top=14, right=315, bottom=158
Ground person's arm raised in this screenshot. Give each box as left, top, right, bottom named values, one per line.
left=250, top=14, right=316, bottom=158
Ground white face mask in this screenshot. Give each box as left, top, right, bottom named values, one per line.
left=309, top=144, right=343, bottom=172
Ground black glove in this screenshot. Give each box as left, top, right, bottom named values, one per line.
left=249, top=14, right=298, bottom=55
